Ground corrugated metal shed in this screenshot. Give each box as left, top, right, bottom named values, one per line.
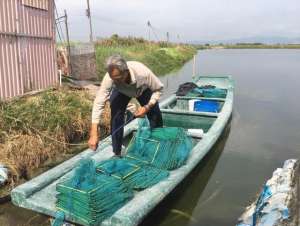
left=0, top=0, right=57, bottom=100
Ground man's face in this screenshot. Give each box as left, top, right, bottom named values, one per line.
left=109, top=67, right=127, bottom=84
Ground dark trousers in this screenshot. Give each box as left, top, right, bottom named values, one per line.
left=109, top=88, right=163, bottom=155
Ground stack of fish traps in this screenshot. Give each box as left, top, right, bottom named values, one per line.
left=54, top=118, right=193, bottom=226
left=55, top=159, right=133, bottom=226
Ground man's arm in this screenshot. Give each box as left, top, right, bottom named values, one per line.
left=88, top=74, right=112, bottom=150
left=134, top=66, right=164, bottom=118
left=146, top=68, right=164, bottom=108
left=88, top=123, right=99, bottom=150
left=91, top=73, right=112, bottom=124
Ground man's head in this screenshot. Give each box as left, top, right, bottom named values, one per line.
left=106, top=55, right=130, bottom=84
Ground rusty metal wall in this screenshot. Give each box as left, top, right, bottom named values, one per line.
left=0, top=34, right=21, bottom=98
left=0, top=0, right=57, bottom=100
left=22, top=0, right=49, bottom=11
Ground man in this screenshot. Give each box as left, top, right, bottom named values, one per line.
left=88, top=55, right=164, bottom=156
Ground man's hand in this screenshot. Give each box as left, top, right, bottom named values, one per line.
left=88, top=123, right=99, bottom=151
left=88, top=135, right=99, bottom=151
left=134, top=106, right=148, bottom=118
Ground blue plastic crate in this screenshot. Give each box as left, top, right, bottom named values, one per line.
left=194, top=100, right=220, bottom=113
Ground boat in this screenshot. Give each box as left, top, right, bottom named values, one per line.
left=11, top=75, right=234, bottom=226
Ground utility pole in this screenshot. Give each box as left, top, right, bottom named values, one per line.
left=64, top=9, right=71, bottom=75
left=177, top=34, right=180, bottom=44
left=193, top=55, right=196, bottom=79
left=146, top=21, right=159, bottom=42
left=86, top=0, right=94, bottom=42
left=166, top=32, right=169, bottom=43
left=147, top=21, right=151, bottom=41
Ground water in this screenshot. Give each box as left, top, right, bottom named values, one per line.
left=1, top=49, right=300, bottom=226
left=142, top=49, right=300, bottom=226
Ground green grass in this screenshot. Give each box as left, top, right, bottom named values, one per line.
left=0, top=89, right=92, bottom=140
left=95, top=36, right=196, bottom=80
left=0, top=88, right=94, bottom=185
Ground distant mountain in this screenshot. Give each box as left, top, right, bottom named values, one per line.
left=191, top=36, right=300, bottom=45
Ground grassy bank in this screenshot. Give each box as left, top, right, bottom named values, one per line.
left=0, top=88, right=103, bottom=189
left=95, top=35, right=197, bottom=79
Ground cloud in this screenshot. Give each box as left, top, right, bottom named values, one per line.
left=54, top=0, right=300, bottom=42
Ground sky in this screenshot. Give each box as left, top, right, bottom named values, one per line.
left=55, top=0, right=300, bottom=43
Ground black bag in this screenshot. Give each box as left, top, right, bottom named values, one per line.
left=175, top=82, right=198, bottom=96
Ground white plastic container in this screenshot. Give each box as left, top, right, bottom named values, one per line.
left=188, top=99, right=200, bottom=111
left=0, top=164, right=8, bottom=186
left=187, top=129, right=204, bottom=138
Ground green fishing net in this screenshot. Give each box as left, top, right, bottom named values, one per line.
left=54, top=158, right=133, bottom=226
left=125, top=119, right=193, bottom=170
left=54, top=118, right=193, bottom=226
left=187, top=87, right=227, bottom=98
left=96, top=158, right=169, bottom=190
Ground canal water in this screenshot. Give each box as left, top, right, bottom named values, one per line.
left=1, top=49, right=300, bottom=226
left=143, top=49, right=300, bottom=226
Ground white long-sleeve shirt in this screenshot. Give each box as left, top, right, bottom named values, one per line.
left=91, top=61, right=164, bottom=124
